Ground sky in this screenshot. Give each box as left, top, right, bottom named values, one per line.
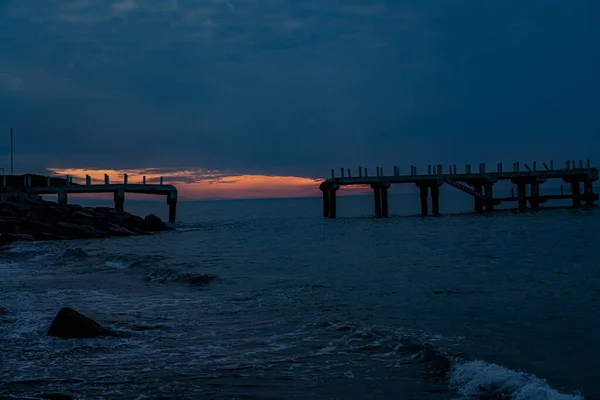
left=1, top=0, right=599, bottom=199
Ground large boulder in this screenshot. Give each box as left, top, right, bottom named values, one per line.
left=48, top=307, right=119, bottom=339
left=144, top=214, right=171, bottom=231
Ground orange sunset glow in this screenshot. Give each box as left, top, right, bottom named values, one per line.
left=47, top=168, right=370, bottom=200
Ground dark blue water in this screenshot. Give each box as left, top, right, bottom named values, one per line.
left=1, top=191, right=597, bottom=399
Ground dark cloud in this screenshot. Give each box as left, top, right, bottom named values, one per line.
left=1, top=0, right=599, bottom=178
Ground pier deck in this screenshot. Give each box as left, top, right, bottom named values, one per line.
left=2, top=174, right=178, bottom=222
left=319, top=161, right=598, bottom=218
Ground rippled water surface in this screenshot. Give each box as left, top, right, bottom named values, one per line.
left=1, top=193, right=598, bottom=399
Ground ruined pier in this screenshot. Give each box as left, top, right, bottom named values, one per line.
left=1, top=173, right=178, bottom=223
left=319, top=160, right=598, bottom=218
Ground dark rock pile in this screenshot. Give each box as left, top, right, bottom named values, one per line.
left=0, top=192, right=173, bottom=245
left=48, top=307, right=120, bottom=339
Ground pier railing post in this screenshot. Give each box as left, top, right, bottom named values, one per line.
left=380, top=183, right=390, bottom=218
left=124, top=173, right=128, bottom=184
left=105, top=174, right=109, bottom=185
left=517, top=182, right=527, bottom=211
left=497, top=163, right=502, bottom=173
left=331, top=169, right=335, bottom=179
left=466, top=164, right=471, bottom=174
left=143, top=176, right=147, bottom=185
left=46, top=176, right=50, bottom=187
left=160, top=176, right=164, bottom=185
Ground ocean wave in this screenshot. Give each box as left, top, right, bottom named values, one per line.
left=449, top=360, right=583, bottom=400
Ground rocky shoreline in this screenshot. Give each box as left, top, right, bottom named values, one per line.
left=0, top=190, right=173, bottom=246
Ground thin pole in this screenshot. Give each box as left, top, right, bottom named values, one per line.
left=10, top=127, right=14, bottom=175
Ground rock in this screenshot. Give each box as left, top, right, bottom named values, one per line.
left=144, top=214, right=171, bottom=231
left=48, top=307, right=119, bottom=339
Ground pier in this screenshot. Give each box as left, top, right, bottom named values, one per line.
left=319, top=161, right=598, bottom=218
left=1, top=173, right=178, bottom=223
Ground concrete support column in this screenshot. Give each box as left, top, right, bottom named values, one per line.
left=530, top=181, right=540, bottom=210
left=322, top=188, right=330, bottom=217
left=381, top=186, right=389, bottom=218
left=517, top=182, right=527, bottom=211
left=571, top=181, right=581, bottom=208
left=58, top=190, right=68, bottom=205
left=419, top=184, right=429, bottom=216
left=484, top=182, right=494, bottom=212
left=474, top=183, right=484, bottom=213
left=584, top=180, right=594, bottom=207
left=167, top=191, right=178, bottom=223
left=373, top=185, right=382, bottom=218
left=114, top=189, right=125, bottom=212
left=329, top=187, right=337, bottom=218
left=431, top=184, right=440, bottom=216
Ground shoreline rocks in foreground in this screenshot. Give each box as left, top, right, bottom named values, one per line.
left=0, top=189, right=173, bottom=245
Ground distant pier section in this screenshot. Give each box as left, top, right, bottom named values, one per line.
left=1, top=173, right=178, bottom=223
left=319, top=160, right=598, bottom=218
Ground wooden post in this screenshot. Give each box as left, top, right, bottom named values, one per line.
left=431, top=184, right=440, bottom=216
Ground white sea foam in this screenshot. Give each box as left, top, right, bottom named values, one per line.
left=105, top=261, right=133, bottom=270
left=449, top=360, right=583, bottom=400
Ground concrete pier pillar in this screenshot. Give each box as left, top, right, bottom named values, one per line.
left=474, top=183, right=483, bottom=213
left=431, top=184, right=440, bottom=216
left=419, top=184, right=429, bottom=216
left=381, top=185, right=389, bottom=218
left=484, top=182, right=494, bottom=212
left=124, top=174, right=128, bottom=184
left=114, top=189, right=125, bottom=212
left=160, top=176, right=164, bottom=185
left=322, top=188, right=330, bottom=217
left=530, top=182, right=540, bottom=210
left=167, top=191, right=178, bottom=223
left=329, top=187, right=337, bottom=218
left=517, top=183, right=527, bottom=211
left=143, top=176, right=147, bottom=184
left=373, top=185, right=382, bottom=217
left=58, top=190, right=68, bottom=205
left=571, top=181, right=581, bottom=207
left=105, top=174, right=109, bottom=185
left=86, top=175, right=91, bottom=185
left=584, top=180, right=594, bottom=207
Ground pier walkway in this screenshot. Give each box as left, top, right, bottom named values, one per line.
left=319, top=160, right=598, bottom=218
left=1, top=173, right=178, bottom=223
